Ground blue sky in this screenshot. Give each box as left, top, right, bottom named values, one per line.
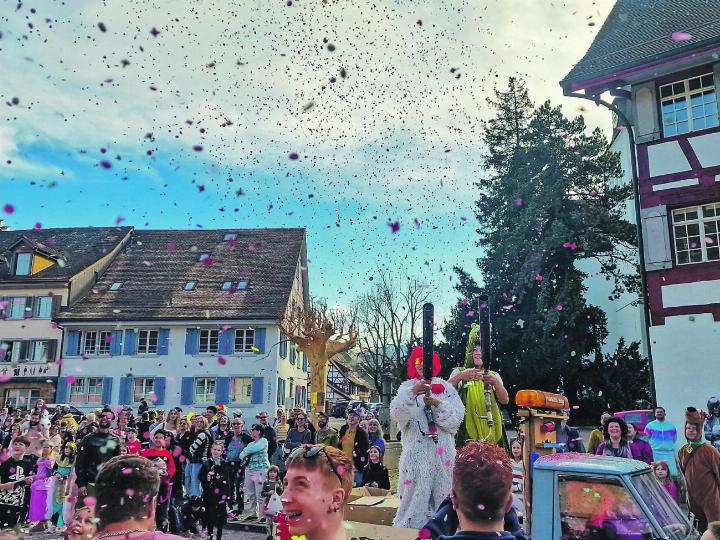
left=0, top=0, right=614, bottom=323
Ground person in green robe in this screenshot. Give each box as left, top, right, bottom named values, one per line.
left=449, top=323, right=509, bottom=448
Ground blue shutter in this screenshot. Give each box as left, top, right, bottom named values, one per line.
left=154, top=377, right=166, bottom=405
left=56, top=377, right=69, bottom=403
left=279, top=332, right=287, bottom=358
left=118, top=377, right=133, bottom=406
left=110, top=331, right=123, bottom=356
left=157, top=329, right=170, bottom=355
left=65, top=331, right=80, bottom=357
left=219, top=330, right=234, bottom=355
left=290, top=346, right=296, bottom=365
left=101, top=377, right=114, bottom=404
left=185, top=329, right=199, bottom=355
left=251, top=377, right=264, bottom=405
left=254, top=328, right=266, bottom=353
left=181, top=377, right=195, bottom=405
left=302, top=354, right=308, bottom=372
left=123, top=330, right=138, bottom=355
left=216, top=377, right=231, bottom=404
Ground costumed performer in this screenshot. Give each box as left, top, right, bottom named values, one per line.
left=449, top=323, right=509, bottom=448
left=678, top=407, right=720, bottom=533
left=390, top=346, right=465, bottom=529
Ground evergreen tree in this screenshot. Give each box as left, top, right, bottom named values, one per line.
left=442, top=78, right=642, bottom=418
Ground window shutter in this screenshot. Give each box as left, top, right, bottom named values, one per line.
left=110, top=330, right=123, bottom=356
left=154, top=377, right=166, bottom=405
left=56, top=377, right=69, bottom=403
left=180, top=377, right=195, bottom=406
left=216, top=377, right=231, bottom=404
left=64, top=331, right=80, bottom=357
left=219, top=329, right=234, bottom=355
left=101, top=377, right=114, bottom=404
left=157, top=329, right=170, bottom=355
left=185, top=329, right=199, bottom=355
left=279, top=331, right=287, bottom=358
left=51, top=294, right=62, bottom=317
left=302, top=354, right=308, bottom=372
left=251, top=377, right=264, bottom=404
left=632, top=82, right=660, bottom=143
left=123, top=329, right=138, bottom=355
left=641, top=205, right=673, bottom=270
left=118, top=377, right=133, bottom=406
left=47, top=340, right=58, bottom=362
left=254, top=328, right=266, bottom=354
left=289, top=346, right=296, bottom=365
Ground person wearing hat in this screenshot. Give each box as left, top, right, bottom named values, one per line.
left=678, top=407, right=720, bottom=533
left=338, top=408, right=370, bottom=487
left=315, top=413, right=338, bottom=448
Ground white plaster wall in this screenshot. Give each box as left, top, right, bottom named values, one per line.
left=651, top=313, right=720, bottom=450
left=60, top=324, right=281, bottom=416
left=689, top=131, right=720, bottom=168
left=662, top=279, right=720, bottom=308
left=653, top=178, right=699, bottom=191
left=648, top=141, right=691, bottom=177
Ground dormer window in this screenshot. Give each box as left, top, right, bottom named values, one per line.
left=236, top=280, right=248, bottom=290
left=109, top=282, right=123, bottom=291
left=223, top=233, right=237, bottom=241
left=221, top=281, right=233, bottom=291
left=660, top=73, right=718, bottom=136
left=199, top=253, right=211, bottom=261
left=14, top=253, right=32, bottom=276
left=184, top=281, right=197, bottom=291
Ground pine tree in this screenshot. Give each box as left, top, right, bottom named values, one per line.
left=442, top=78, right=642, bottom=418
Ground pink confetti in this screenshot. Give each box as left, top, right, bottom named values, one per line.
left=201, top=257, right=214, bottom=266
left=288, top=152, right=299, bottom=160
left=535, top=274, right=543, bottom=281
left=0, top=375, right=12, bottom=383
left=555, top=304, right=563, bottom=311
left=3, top=204, right=14, bottom=214
left=99, top=160, right=112, bottom=169
left=514, top=197, right=523, bottom=207
left=33, top=222, right=42, bottom=229
left=403, top=479, right=413, bottom=486
left=192, top=145, right=203, bottom=152
left=218, top=356, right=227, bottom=365
left=115, top=217, right=125, bottom=225
left=671, top=31, right=692, bottom=42
left=388, top=221, right=400, bottom=233
left=83, top=496, right=97, bottom=507
left=66, top=376, right=77, bottom=384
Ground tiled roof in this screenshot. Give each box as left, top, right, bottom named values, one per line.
left=561, top=0, right=720, bottom=91
left=0, top=227, right=132, bottom=281
left=58, top=228, right=306, bottom=321
left=332, top=353, right=371, bottom=390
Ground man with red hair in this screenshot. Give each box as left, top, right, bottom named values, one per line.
left=391, top=347, right=464, bottom=528
left=439, top=441, right=517, bottom=539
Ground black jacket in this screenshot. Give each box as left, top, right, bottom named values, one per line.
left=361, top=462, right=390, bottom=490
left=423, top=496, right=527, bottom=540
left=262, top=425, right=277, bottom=457
left=75, top=431, right=121, bottom=487
left=338, top=425, right=370, bottom=473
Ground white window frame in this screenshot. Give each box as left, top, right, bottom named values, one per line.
left=233, top=329, right=255, bottom=353
left=223, top=233, right=237, bottom=241
left=660, top=73, right=719, bottom=136
left=198, top=330, right=219, bottom=354
left=70, top=377, right=105, bottom=404
left=137, top=330, right=159, bottom=355
left=14, top=253, right=32, bottom=276
left=33, top=296, right=53, bottom=319
left=87, top=377, right=104, bottom=403
left=4, top=388, right=40, bottom=408
left=133, top=377, right=156, bottom=402
left=184, top=281, right=197, bottom=291
left=220, top=281, right=233, bottom=291
left=69, top=378, right=87, bottom=404
left=30, top=341, right=49, bottom=362
left=672, top=203, right=720, bottom=265
left=230, top=377, right=253, bottom=404
left=81, top=330, right=113, bottom=356
left=194, top=377, right=216, bottom=403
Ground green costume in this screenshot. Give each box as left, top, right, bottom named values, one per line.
left=454, top=323, right=504, bottom=448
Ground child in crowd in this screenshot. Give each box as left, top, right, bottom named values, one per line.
left=28, top=441, right=54, bottom=532
left=200, top=442, right=231, bottom=540
left=125, top=428, right=141, bottom=455
left=0, top=436, right=36, bottom=529
left=652, top=460, right=679, bottom=502
left=65, top=506, right=97, bottom=540
left=261, top=464, right=283, bottom=533
left=51, top=443, right=76, bottom=528
left=361, top=445, right=390, bottom=490
left=510, top=438, right=526, bottom=519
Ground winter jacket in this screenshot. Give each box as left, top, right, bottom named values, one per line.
left=629, top=438, right=654, bottom=464
left=239, top=437, right=270, bottom=470
left=189, top=430, right=213, bottom=464
left=338, top=425, right=370, bottom=473
left=422, top=495, right=527, bottom=540
left=361, top=462, right=390, bottom=490
left=75, top=431, right=121, bottom=487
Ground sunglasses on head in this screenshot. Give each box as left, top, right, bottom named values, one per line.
left=290, top=444, right=343, bottom=486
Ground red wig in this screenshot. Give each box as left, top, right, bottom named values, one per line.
left=407, top=346, right=441, bottom=379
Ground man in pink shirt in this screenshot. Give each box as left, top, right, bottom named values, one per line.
left=141, top=430, right=176, bottom=533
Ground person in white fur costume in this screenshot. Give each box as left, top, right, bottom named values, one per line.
left=390, top=346, right=465, bottom=529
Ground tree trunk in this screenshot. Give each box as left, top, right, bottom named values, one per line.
left=307, top=352, right=329, bottom=425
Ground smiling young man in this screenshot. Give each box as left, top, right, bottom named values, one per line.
left=281, top=444, right=353, bottom=540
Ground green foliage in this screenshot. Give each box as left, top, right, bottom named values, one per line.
left=441, top=78, right=647, bottom=419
